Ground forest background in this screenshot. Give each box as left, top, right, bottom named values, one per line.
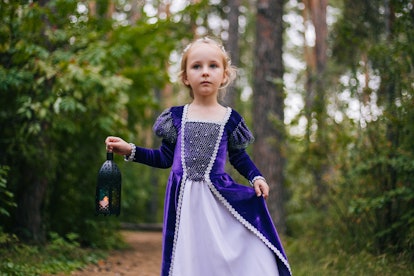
left=0, top=0, right=413, bottom=275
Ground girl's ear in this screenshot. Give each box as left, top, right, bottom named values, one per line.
left=221, top=72, right=229, bottom=86
left=182, top=74, right=190, bottom=85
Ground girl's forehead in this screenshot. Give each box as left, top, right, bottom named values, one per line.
left=187, top=43, right=224, bottom=61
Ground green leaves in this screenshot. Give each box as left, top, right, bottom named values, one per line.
left=0, top=166, right=16, bottom=218
left=0, top=0, right=194, bottom=247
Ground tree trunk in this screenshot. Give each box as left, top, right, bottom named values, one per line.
left=16, top=170, right=48, bottom=243
left=13, top=0, right=53, bottom=244
left=15, top=120, right=52, bottom=243
left=253, top=0, right=286, bottom=233
left=381, top=0, right=399, bottom=251
left=303, top=0, right=329, bottom=204
left=224, top=0, right=240, bottom=108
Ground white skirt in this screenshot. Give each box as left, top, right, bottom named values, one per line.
left=171, top=180, right=280, bottom=276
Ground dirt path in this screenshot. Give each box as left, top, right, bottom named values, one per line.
left=69, top=231, right=162, bottom=276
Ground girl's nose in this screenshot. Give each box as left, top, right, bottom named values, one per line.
left=202, top=65, right=209, bottom=76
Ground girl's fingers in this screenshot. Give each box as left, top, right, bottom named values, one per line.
left=261, top=185, right=269, bottom=200
left=254, top=181, right=269, bottom=200
left=255, top=185, right=262, bottom=197
left=105, top=136, right=125, bottom=153
left=105, top=136, right=120, bottom=143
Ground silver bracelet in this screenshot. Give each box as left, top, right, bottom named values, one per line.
left=124, top=143, right=136, bottom=162
left=250, top=176, right=266, bottom=186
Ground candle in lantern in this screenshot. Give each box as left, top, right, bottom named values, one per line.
left=99, top=196, right=109, bottom=209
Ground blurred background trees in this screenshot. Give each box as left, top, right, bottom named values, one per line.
left=0, top=0, right=413, bottom=273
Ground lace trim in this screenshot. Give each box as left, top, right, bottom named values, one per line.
left=249, top=175, right=266, bottom=186
left=123, top=143, right=136, bottom=162
left=204, top=108, right=231, bottom=181
left=168, top=106, right=189, bottom=276
left=207, top=181, right=292, bottom=275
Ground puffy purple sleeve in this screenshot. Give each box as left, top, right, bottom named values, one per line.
left=131, top=108, right=177, bottom=168
left=153, top=108, right=178, bottom=144
left=228, top=119, right=255, bottom=150
left=227, top=110, right=263, bottom=184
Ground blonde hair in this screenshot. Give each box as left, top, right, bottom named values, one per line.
left=179, top=37, right=237, bottom=99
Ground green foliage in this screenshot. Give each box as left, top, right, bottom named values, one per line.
left=332, top=0, right=414, bottom=257
left=285, top=232, right=414, bottom=276
left=339, top=120, right=414, bottom=255
left=0, top=231, right=106, bottom=276
left=0, top=166, right=16, bottom=217
left=287, top=0, right=414, bottom=267
left=0, top=0, right=192, bottom=247
left=286, top=141, right=414, bottom=274
left=0, top=0, right=132, bottom=244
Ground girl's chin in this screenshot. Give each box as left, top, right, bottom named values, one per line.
left=195, top=87, right=218, bottom=94
left=194, top=92, right=218, bottom=98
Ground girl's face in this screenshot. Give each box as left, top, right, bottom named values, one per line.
left=183, top=42, right=228, bottom=99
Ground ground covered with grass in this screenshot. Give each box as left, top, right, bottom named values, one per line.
left=284, top=234, right=414, bottom=275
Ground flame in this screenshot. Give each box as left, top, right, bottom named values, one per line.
left=99, top=196, right=109, bottom=208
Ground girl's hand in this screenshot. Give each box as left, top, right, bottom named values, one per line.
left=253, top=179, right=269, bottom=200
left=105, top=136, right=132, bottom=156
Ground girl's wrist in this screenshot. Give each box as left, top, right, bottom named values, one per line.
left=124, top=143, right=136, bottom=162
left=250, top=176, right=266, bottom=186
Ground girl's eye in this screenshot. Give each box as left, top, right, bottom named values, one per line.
left=210, top=64, right=219, bottom=68
left=192, top=64, right=201, bottom=69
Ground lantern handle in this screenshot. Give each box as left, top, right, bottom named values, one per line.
left=106, top=151, right=114, bottom=160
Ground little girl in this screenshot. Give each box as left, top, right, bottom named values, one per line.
left=105, top=37, right=291, bottom=276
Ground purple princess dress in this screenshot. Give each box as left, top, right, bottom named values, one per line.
left=131, top=104, right=291, bottom=276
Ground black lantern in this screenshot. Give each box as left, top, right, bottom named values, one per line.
left=96, top=151, right=121, bottom=216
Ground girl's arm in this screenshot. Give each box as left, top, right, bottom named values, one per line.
left=105, top=136, right=174, bottom=168
left=129, top=141, right=174, bottom=168
left=228, top=147, right=261, bottom=181
left=228, top=148, right=269, bottom=199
